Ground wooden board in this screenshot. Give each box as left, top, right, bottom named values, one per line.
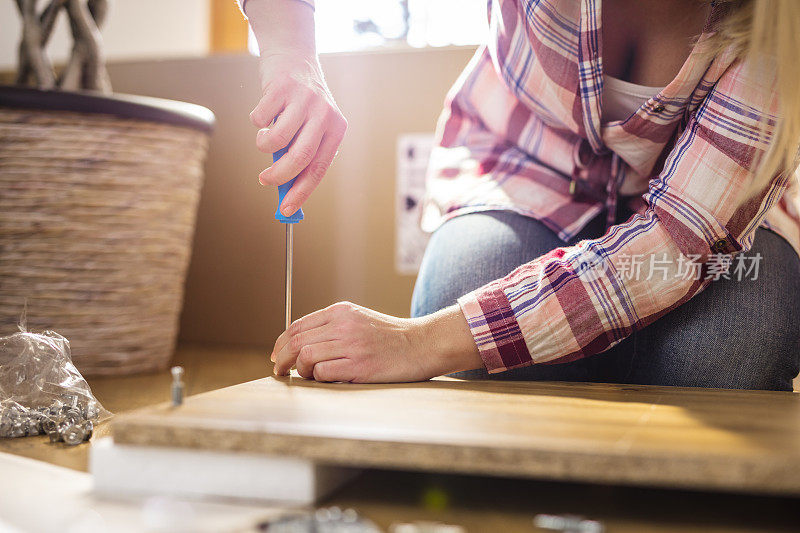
left=112, top=376, right=800, bottom=495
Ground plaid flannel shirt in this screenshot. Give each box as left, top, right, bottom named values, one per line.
left=422, top=0, right=800, bottom=373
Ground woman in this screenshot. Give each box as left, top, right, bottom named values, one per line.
left=241, top=0, right=800, bottom=390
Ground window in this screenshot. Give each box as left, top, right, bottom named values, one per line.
left=248, top=0, right=488, bottom=55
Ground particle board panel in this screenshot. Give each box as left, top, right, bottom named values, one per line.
left=111, top=377, right=800, bottom=495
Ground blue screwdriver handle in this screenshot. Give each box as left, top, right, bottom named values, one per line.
left=273, top=146, right=304, bottom=223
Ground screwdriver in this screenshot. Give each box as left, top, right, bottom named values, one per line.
left=273, top=147, right=304, bottom=331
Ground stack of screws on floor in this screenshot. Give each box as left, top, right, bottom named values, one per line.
left=0, top=393, right=98, bottom=446
left=259, top=506, right=380, bottom=532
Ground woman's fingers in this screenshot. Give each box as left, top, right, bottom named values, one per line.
left=269, top=300, right=446, bottom=383
left=279, top=129, right=345, bottom=211
left=259, top=117, right=325, bottom=194
left=273, top=323, right=333, bottom=374
left=251, top=53, right=347, bottom=213
left=249, top=86, right=286, bottom=129
left=271, top=304, right=338, bottom=361
left=294, top=341, right=346, bottom=378
left=313, top=358, right=355, bottom=383
left=255, top=104, right=306, bottom=155
left=271, top=302, right=362, bottom=377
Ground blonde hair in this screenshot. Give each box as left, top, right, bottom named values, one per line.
left=709, top=0, right=800, bottom=202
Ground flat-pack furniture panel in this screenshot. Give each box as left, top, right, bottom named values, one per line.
left=112, top=377, right=800, bottom=495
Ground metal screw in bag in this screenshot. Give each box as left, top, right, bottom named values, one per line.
left=0, top=397, right=100, bottom=445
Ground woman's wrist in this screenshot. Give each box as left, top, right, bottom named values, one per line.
left=246, top=0, right=316, bottom=59
left=411, top=304, right=483, bottom=377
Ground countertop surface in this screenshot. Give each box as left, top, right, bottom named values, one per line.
left=2, top=343, right=799, bottom=532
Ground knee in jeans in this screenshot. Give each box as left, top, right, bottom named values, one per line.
left=411, top=211, right=563, bottom=317
left=699, top=329, right=797, bottom=391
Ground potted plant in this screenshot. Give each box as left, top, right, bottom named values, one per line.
left=0, top=0, right=215, bottom=375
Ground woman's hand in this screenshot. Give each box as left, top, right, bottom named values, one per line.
left=250, top=52, right=347, bottom=216
left=271, top=302, right=483, bottom=383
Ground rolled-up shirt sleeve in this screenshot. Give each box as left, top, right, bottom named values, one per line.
left=457, top=55, right=790, bottom=373
left=236, top=0, right=315, bottom=19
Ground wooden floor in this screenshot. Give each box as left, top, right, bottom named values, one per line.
left=2, top=344, right=799, bottom=532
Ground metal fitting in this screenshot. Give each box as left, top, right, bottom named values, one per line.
left=25, top=418, right=40, bottom=437
left=9, top=422, right=26, bottom=438
left=1, top=395, right=100, bottom=441
left=62, top=408, right=83, bottom=426
left=171, top=366, right=185, bottom=407
left=41, top=415, right=57, bottom=435
left=48, top=429, right=62, bottom=443
left=61, top=424, right=85, bottom=446
left=81, top=420, right=93, bottom=441
left=533, top=514, right=604, bottom=533
left=83, top=400, right=99, bottom=420
left=63, top=394, right=79, bottom=410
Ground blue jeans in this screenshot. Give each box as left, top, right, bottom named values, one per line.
left=410, top=207, right=800, bottom=391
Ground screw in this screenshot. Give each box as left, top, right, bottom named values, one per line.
left=171, top=366, right=185, bottom=407
left=2, top=406, right=22, bottom=425
left=83, top=400, right=100, bottom=421
left=533, top=514, right=604, bottom=533
left=1, top=397, right=101, bottom=440
left=42, top=415, right=57, bottom=435
left=9, top=422, right=26, bottom=438
left=25, top=418, right=40, bottom=437
left=61, top=424, right=85, bottom=446
left=48, top=400, right=63, bottom=417
left=81, top=420, right=94, bottom=441
left=315, top=507, right=331, bottom=522
left=63, top=394, right=79, bottom=410
left=62, top=408, right=83, bottom=426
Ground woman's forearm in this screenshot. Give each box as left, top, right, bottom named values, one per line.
left=244, top=0, right=316, bottom=59
left=414, top=304, right=483, bottom=376
left=243, top=0, right=346, bottom=217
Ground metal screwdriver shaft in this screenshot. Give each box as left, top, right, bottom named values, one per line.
left=273, top=146, right=304, bottom=335
left=285, top=224, right=293, bottom=330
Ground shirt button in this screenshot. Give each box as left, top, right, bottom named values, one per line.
left=652, top=103, right=666, bottom=113
left=711, top=239, right=728, bottom=253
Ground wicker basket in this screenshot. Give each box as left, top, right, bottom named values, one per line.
left=0, top=86, right=214, bottom=376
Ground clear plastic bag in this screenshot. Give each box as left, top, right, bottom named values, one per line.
left=0, top=310, right=111, bottom=443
